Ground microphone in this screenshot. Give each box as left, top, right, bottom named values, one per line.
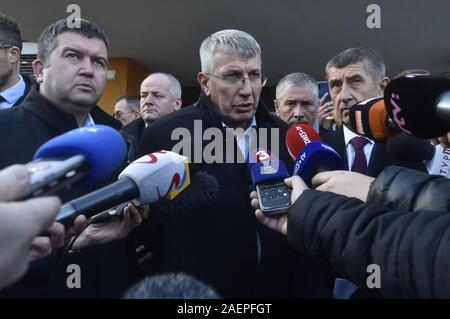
left=24, top=125, right=127, bottom=199
left=348, top=97, right=401, bottom=141
left=286, top=124, right=344, bottom=187
left=285, top=124, right=321, bottom=160
left=90, top=171, right=219, bottom=223
left=55, top=150, right=191, bottom=226
left=384, top=74, right=450, bottom=138
left=387, top=133, right=450, bottom=178
left=387, top=133, right=435, bottom=162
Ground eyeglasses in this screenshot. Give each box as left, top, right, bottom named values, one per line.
left=113, top=111, right=137, bottom=119
left=205, top=73, right=268, bottom=87
left=0, top=45, right=13, bottom=50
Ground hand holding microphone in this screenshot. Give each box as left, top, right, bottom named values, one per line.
left=248, top=150, right=291, bottom=216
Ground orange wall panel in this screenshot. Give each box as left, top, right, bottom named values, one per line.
left=97, top=57, right=149, bottom=115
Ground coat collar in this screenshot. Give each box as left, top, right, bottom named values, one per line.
left=20, top=87, right=121, bottom=133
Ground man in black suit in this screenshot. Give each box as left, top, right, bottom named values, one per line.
left=135, top=29, right=316, bottom=298
left=0, top=18, right=145, bottom=298
left=121, top=72, right=182, bottom=162
left=323, top=47, right=408, bottom=177
left=274, top=72, right=329, bottom=136
left=322, top=47, right=425, bottom=298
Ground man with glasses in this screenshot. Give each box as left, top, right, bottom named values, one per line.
left=135, top=30, right=303, bottom=298
left=113, top=95, right=140, bottom=126
left=0, top=13, right=34, bottom=108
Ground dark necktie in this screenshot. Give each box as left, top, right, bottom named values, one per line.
left=0, top=95, right=5, bottom=103
left=350, top=136, right=369, bottom=174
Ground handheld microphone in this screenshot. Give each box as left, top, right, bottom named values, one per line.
left=387, top=133, right=450, bottom=178
left=23, top=125, right=127, bottom=199
left=55, top=150, right=191, bottom=226
left=348, top=97, right=401, bottom=141
left=285, top=124, right=321, bottom=160
left=387, top=133, right=435, bottom=162
left=384, top=75, right=450, bottom=138
left=286, top=124, right=344, bottom=187
left=90, top=171, right=219, bottom=223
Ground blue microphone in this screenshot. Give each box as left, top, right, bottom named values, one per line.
left=292, top=141, right=344, bottom=187
left=286, top=125, right=344, bottom=187
left=24, top=125, right=126, bottom=198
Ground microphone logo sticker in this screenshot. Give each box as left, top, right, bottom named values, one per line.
left=255, top=150, right=271, bottom=163
left=295, top=126, right=311, bottom=145
left=157, top=173, right=181, bottom=200
left=390, top=93, right=412, bottom=135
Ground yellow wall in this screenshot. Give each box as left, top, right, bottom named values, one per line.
left=98, top=57, right=149, bottom=115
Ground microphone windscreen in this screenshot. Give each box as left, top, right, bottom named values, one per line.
left=33, top=125, right=127, bottom=184
left=157, top=171, right=219, bottom=216
left=384, top=75, right=450, bottom=138
left=293, top=141, right=344, bottom=187
left=387, top=133, right=435, bottom=162
left=349, top=97, right=401, bottom=141
left=120, top=151, right=190, bottom=203
left=286, top=124, right=321, bottom=160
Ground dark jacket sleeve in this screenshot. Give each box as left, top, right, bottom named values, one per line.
left=367, top=166, right=450, bottom=212
left=287, top=189, right=450, bottom=298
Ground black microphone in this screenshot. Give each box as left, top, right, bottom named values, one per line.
left=384, top=75, right=450, bottom=138
left=387, top=133, right=435, bottom=162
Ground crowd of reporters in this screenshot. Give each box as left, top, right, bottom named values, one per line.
left=1, top=10, right=450, bottom=299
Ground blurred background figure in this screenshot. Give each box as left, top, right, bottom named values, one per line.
left=123, top=273, right=220, bottom=299
left=113, top=95, right=141, bottom=126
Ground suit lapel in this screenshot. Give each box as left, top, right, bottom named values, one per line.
left=367, top=142, right=389, bottom=177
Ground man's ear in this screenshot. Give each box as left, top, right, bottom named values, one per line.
left=8, top=47, right=20, bottom=64
left=174, top=98, right=182, bottom=111
left=197, top=72, right=210, bottom=96
left=379, top=76, right=390, bottom=91
left=32, top=59, right=45, bottom=84
left=273, top=99, right=280, bottom=116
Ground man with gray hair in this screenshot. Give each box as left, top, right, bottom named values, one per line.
left=121, top=72, right=182, bottom=161
left=274, top=72, right=329, bottom=135
left=136, top=29, right=305, bottom=298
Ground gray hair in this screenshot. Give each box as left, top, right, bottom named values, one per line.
left=37, top=18, right=109, bottom=64
left=122, top=273, right=220, bottom=299
left=143, top=72, right=182, bottom=99
left=115, top=95, right=140, bottom=112
left=199, top=29, right=261, bottom=73
left=275, top=72, right=318, bottom=101
left=326, top=47, right=386, bottom=82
